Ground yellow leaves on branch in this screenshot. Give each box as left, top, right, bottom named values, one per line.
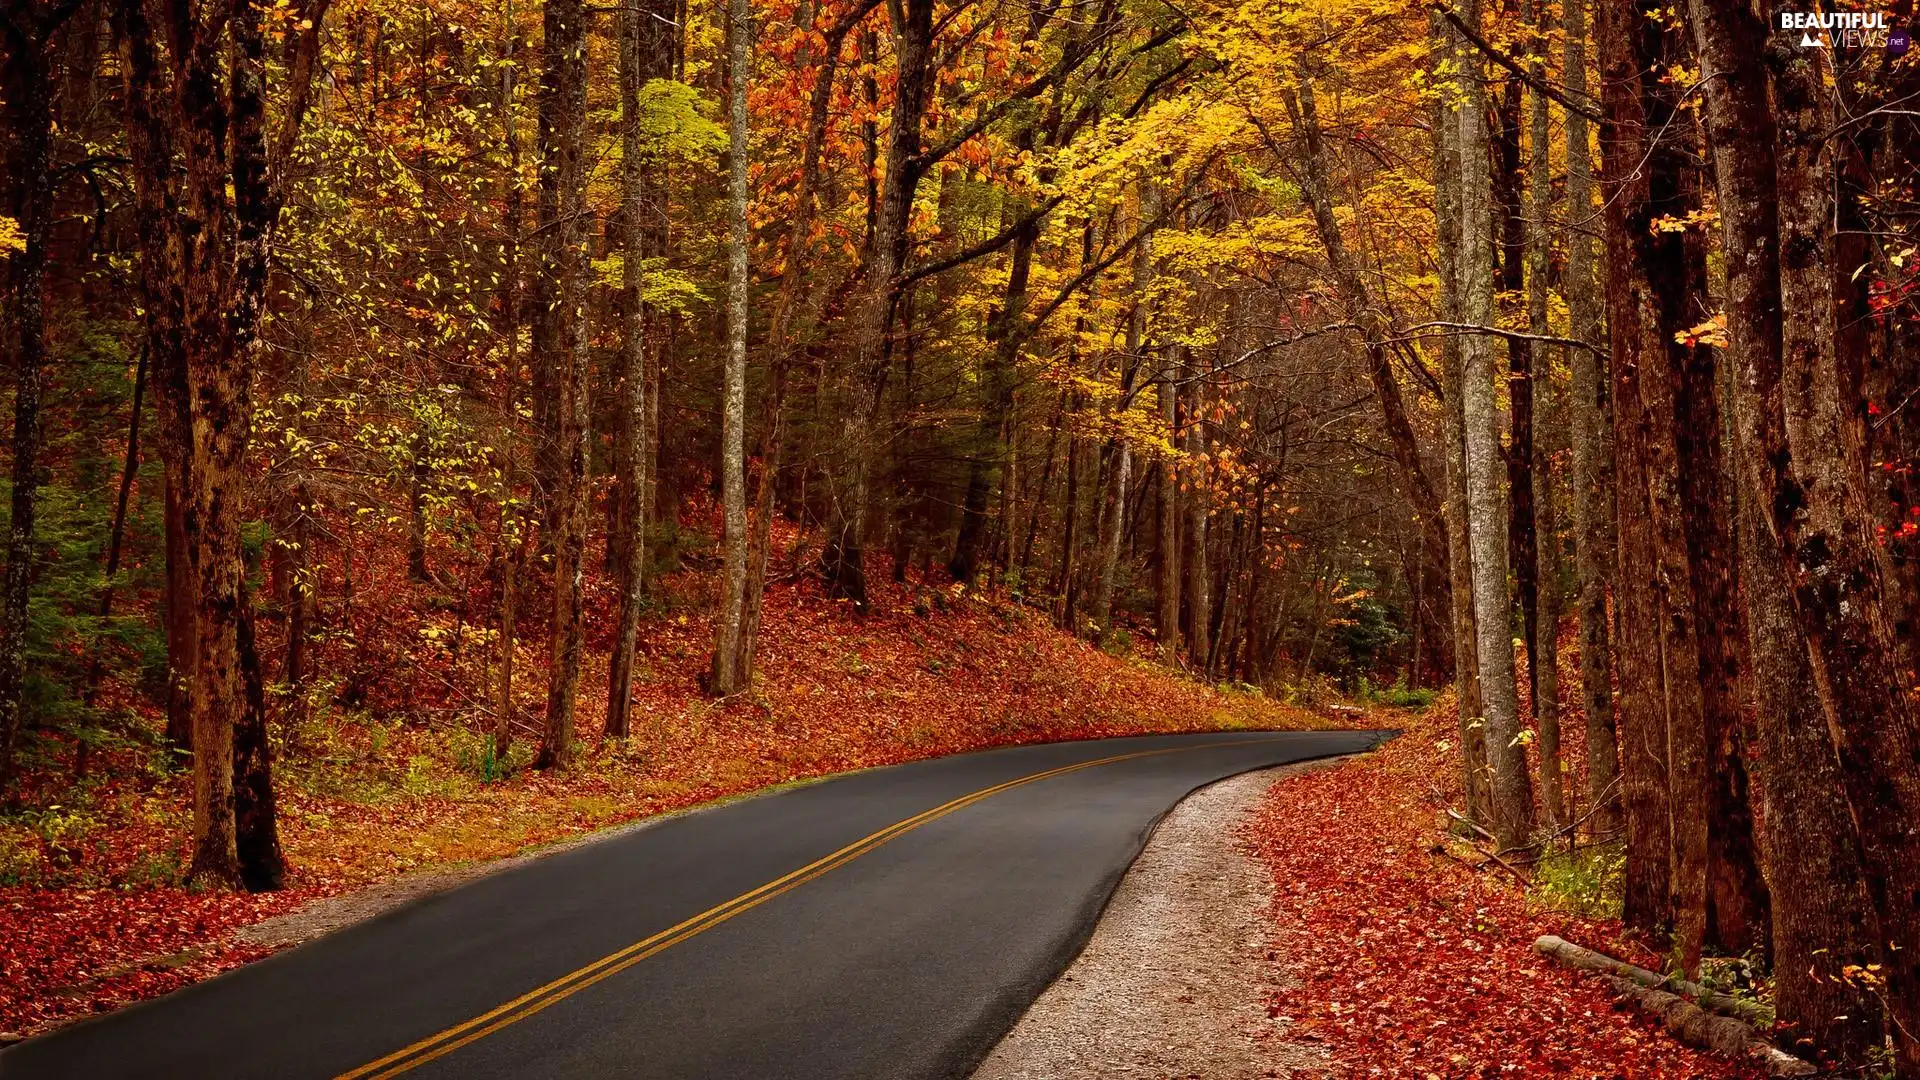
left=0, top=216, right=24, bottom=258
left=1649, top=207, right=1720, bottom=234
left=1676, top=313, right=1728, bottom=349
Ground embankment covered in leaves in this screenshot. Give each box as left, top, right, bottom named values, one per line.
left=1248, top=697, right=1764, bottom=1078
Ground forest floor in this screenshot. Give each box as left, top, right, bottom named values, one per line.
left=1248, top=695, right=1767, bottom=1078
left=0, top=567, right=1319, bottom=1041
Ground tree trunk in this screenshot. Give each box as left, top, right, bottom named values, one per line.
left=1496, top=71, right=1540, bottom=737
left=1290, top=74, right=1452, bottom=672
left=1183, top=377, right=1210, bottom=663
left=1596, top=0, right=1676, bottom=936
left=1766, top=36, right=1920, bottom=1072
left=822, top=0, right=935, bottom=611
left=0, top=26, right=54, bottom=788
left=950, top=181, right=1040, bottom=587
left=710, top=0, right=752, bottom=695
left=536, top=0, right=591, bottom=770
left=1157, top=355, right=1181, bottom=656
left=1525, top=8, right=1563, bottom=830
left=1430, top=11, right=1487, bottom=823
left=1456, top=0, right=1534, bottom=852
left=1561, top=0, right=1618, bottom=840
left=1687, top=7, right=1880, bottom=1052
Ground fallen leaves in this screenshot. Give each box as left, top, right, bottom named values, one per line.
left=1245, top=699, right=1762, bottom=1078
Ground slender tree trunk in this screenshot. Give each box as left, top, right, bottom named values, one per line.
left=0, top=27, right=54, bottom=788
left=1525, top=14, right=1564, bottom=829
left=1457, top=0, right=1534, bottom=852
left=407, top=430, right=432, bottom=581
left=1183, top=377, right=1210, bottom=663
left=951, top=187, right=1039, bottom=588
left=491, top=0, right=525, bottom=761
left=1157, top=356, right=1181, bottom=656
left=536, top=0, right=591, bottom=770
left=1291, top=75, right=1452, bottom=666
left=822, top=0, right=934, bottom=611
left=79, top=348, right=150, bottom=779
left=1431, top=11, right=1487, bottom=822
left=710, top=0, right=752, bottom=694
left=1497, top=73, right=1541, bottom=731
left=1561, top=0, right=1618, bottom=840
left=605, top=0, right=649, bottom=734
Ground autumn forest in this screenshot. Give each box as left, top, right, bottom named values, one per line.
left=1, top=0, right=1918, bottom=1069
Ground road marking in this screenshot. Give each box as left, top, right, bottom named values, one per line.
left=336, top=737, right=1293, bottom=1079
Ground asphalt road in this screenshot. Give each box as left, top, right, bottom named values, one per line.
left=2, top=728, right=1386, bottom=1080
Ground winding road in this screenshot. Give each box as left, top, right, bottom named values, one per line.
left=1, top=729, right=1385, bottom=1080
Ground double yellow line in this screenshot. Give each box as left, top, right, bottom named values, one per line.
left=338, top=738, right=1280, bottom=1079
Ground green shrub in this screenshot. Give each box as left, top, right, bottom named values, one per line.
left=1531, top=843, right=1625, bottom=919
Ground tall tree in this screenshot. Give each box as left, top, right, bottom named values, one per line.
left=115, top=0, right=328, bottom=888
left=1288, top=73, right=1453, bottom=681
left=820, top=0, right=935, bottom=610
left=1560, top=0, right=1618, bottom=839
left=1524, top=3, right=1563, bottom=829
left=1764, top=32, right=1920, bottom=1071
left=535, top=0, right=591, bottom=769
left=1686, top=0, right=1881, bottom=1055
left=1455, top=0, right=1533, bottom=853
left=604, top=0, right=654, bottom=736
left=0, top=0, right=75, bottom=788
left=710, top=0, right=752, bottom=695
left=1429, top=11, right=1487, bottom=823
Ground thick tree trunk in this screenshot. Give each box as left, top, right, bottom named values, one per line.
left=1456, top=0, right=1534, bottom=852
left=710, top=0, right=752, bottom=695
left=1688, top=8, right=1881, bottom=1052
left=1766, top=38, right=1920, bottom=1073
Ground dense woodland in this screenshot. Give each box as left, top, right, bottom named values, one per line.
left=1, top=0, right=1918, bottom=1069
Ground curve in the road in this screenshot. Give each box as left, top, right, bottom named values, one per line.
left=2, top=728, right=1388, bottom=1080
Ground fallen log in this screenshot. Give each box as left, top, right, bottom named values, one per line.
left=1533, top=936, right=1813, bottom=1077
left=1532, top=935, right=1769, bottom=1026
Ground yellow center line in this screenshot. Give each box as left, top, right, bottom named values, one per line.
left=337, top=737, right=1286, bottom=1079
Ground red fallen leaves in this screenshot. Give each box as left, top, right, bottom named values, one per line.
left=1245, top=703, right=1761, bottom=1079
left=0, top=887, right=299, bottom=1037
left=2, top=543, right=1324, bottom=1040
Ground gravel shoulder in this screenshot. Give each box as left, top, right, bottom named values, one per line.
left=973, top=760, right=1347, bottom=1080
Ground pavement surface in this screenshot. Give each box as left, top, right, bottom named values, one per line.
left=1, top=728, right=1386, bottom=1080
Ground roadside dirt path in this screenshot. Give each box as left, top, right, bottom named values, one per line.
left=973, top=760, right=1346, bottom=1080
